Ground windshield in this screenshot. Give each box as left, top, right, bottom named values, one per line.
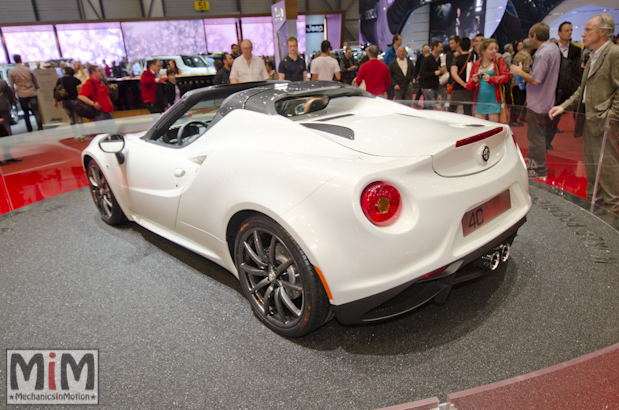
left=274, top=96, right=330, bottom=117
left=182, top=56, right=207, bottom=68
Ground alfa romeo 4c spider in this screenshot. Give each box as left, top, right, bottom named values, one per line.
left=83, top=81, right=531, bottom=337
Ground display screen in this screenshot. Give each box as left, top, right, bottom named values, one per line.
left=240, top=17, right=274, bottom=57
left=203, top=18, right=238, bottom=54
left=430, top=0, right=486, bottom=44
left=0, top=50, right=7, bottom=65
left=122, top=20, right=207, bottom=60
left=56, top=23, right=126, bottom=66
left=2, top=25, right=60, bottom=62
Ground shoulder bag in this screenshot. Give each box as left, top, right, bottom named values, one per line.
left=74, top=80, right=101, bottom=119
left=495, top=58, right=510, bottom=124
left=54, top=78, right=69, bottom=101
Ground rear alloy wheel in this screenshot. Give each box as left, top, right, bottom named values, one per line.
left=235, top=216, right=331, bottom=337
left=87, top=160, right=126, bottom=225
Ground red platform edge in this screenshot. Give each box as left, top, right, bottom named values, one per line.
left=447, top=342, right=619, bottom=409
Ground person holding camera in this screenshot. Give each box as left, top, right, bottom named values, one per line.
left=466, top=38, right=510, bottom=122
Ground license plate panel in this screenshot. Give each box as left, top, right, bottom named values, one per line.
left=462, top=190, right=511, bottom=237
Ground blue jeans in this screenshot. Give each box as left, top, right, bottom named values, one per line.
left=19, top=96, right=43, bottom=132
left=421, top=88, right=438, bottom=109
left=92, top=112, right=113, bottom=122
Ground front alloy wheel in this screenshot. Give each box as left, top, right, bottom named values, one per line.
left=87, top=160, right=126, bottom=225
left=235, top=216, right=331, bottom=337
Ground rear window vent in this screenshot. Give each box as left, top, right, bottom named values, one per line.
left=301, top=123, right=355, bottom=140
left=318, top=114, right=355, bottom=122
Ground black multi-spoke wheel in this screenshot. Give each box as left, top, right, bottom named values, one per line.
left=234, top=216, right=331, bottom=337
left=87, top=160, right=126, bottom=225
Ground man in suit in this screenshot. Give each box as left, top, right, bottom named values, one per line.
left=389, top=47, right=414, bottom=101
left=549, top=13, right=619, bottom=214
left=546, top=21, right=583, bottom=149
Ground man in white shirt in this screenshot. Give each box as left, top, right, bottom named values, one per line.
left=389, top=47, right=413, bottom=100
left=230, top=40, right=269, bottom=84
left=310, top=40, right=341, bottom=81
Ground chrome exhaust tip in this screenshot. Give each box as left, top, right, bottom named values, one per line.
left=500, top=243, right=511, bottom=262
left=475, top=251, right=501, bottom=271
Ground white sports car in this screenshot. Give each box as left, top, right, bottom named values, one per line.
left=83, top=81, right=532, bottom=337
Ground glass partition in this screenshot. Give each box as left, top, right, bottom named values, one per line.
left=1, top=101, right=617, bottom=220
left=0, top=115, right=160, bottom=217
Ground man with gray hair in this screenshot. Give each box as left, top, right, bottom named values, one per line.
left=389, top=47, right=414, bottom=100
left=549, top=13, right=619, bottom=214
left=230, top=39, right=268, bottom=83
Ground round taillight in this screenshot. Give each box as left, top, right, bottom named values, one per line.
left=361, top=182, right=401, bottom=225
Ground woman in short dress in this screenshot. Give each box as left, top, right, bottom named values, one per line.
left=466, top=38, right=510, bottom=122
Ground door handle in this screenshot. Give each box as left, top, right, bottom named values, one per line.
left=173, top=169, right=186, bottom=178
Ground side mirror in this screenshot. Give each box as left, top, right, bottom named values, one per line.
left=99, top=134, right=125, bottom=153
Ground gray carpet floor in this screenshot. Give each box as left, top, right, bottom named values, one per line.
left=1, top=186, right=618, bottom=409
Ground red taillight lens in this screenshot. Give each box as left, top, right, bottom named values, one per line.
left=361, top=182, right=401, bottom=225
left=419, top=265, right=448, bottom=281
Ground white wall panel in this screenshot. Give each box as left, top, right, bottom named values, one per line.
left=399, top=4, right=430, bottom=52
left=0, top=0, right=36, bottom=24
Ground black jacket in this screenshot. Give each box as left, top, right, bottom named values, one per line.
left=0, top=79, right=15, bottom=111
left=389, top=58, right=414, bottom=88
left=555, top=42, right=582, bottom=105
left=164, top=81, right=179, bottom=107
left=55, top=76, right=82, bottom=100
left=418, top=54, right=441, bottom=89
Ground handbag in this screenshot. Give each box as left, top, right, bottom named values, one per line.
left=447, top=53, right=471, bottom=94
left=74, top=80, right=101, bottom=119
left=495, top=58, right=510, bottom=124
left=54, top=78, right=69, bottom=101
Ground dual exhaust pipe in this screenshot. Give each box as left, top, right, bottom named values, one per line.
left=475, top=243, right=511, bottom=271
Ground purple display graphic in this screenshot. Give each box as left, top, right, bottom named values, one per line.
left=122, top=20, right=207, bottom=60
left=240, top=17, right=274, bottom=57
left=0, top=50, right=7, bottom=64
left=296, top=16, right=306, bottom=54
left=57, top=23, right=126, bottom=66
left=2, top=25, right=60, bottom=62
left=204, top=19, right=238, bottom=53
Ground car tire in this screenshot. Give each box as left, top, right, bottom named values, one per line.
left=86, top=160, right=126, bottom=225
left=234, top=215, right=332, bottom=337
